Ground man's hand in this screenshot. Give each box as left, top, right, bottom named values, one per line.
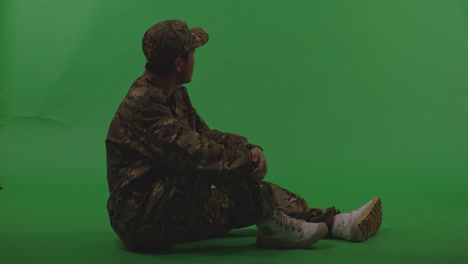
left=250, top=147, right=267, bottom=181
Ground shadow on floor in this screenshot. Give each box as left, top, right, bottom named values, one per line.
left=116, top=227, right=393, bottom=256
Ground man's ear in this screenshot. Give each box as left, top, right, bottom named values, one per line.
left=175, top=58, right=183, bottom=72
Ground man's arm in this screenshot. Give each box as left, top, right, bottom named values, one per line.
left=129, top=98, right=254, bottom=179
left=192, top=107, right=262, bottom=151
left=191, top=106, right=267, bottom=181
left=176, top=86, right=260, bottom=149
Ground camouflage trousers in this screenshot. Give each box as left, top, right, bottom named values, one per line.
left=108, top=175, right=340, bottom=252
left=180, top=181, right=341, bottom=243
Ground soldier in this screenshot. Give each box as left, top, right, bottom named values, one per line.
left=105, top=20, right=382, bottom=253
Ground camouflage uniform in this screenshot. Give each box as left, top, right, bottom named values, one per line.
left=105, top=20, right=339, bottom=253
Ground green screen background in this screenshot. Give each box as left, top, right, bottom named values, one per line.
left=1, top=0, right=467, bottom=263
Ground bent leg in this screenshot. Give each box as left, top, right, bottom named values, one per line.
left=180, top=177, right=276, bottom=242
left=181, top=180, right=340, bottom=242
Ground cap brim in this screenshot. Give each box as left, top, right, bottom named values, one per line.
left=190, top=28, right=209, bottom=48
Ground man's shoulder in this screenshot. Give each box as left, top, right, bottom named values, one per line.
left=127, top=77, right=166, bottom=103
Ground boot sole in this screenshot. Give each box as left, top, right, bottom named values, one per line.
left=350, top=197, right=382, bottom=242
left=256, top=222, right=328, bottom=249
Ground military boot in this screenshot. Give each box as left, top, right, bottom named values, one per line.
left=332, top=197, right=382, bottom=242
left=256, top=210, right=328, bottom=249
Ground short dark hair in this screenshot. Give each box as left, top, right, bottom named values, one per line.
left=145, top=52, right=189, bottom=74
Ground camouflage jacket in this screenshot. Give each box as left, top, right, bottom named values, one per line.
left=105, top=71, right=258, bottom=210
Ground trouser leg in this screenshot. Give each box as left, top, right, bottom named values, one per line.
left=262, top=181, right=340, bottom=238
left=179, top=176, right=276, bottom=242
left=180, top=180, right=340, bottom=242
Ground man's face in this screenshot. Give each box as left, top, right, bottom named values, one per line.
left=179, top=49, right=195, bottom=84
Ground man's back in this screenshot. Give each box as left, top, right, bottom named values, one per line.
left=106, top=73, right=201, bottom=195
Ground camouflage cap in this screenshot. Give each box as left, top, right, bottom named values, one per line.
left=142, top=20, right=209, bottom=68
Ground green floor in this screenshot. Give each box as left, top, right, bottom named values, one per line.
left=1, top=0, right=468, bottom=263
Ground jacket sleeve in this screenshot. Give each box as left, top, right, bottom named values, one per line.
left=129, top=98, right=254, bottom=178
left=192, top=107, right=263, bottom=151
